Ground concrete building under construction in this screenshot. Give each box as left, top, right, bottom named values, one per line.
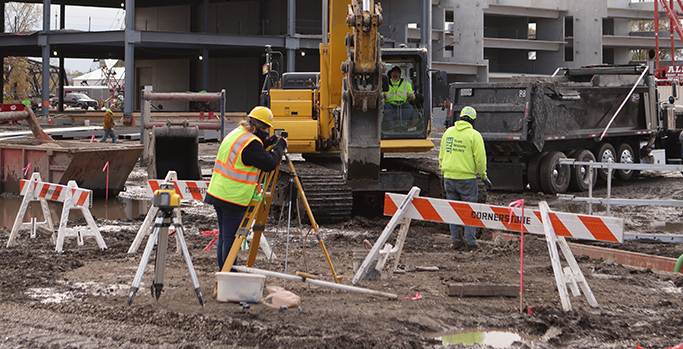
left=0, top=0, right=679, bottom=116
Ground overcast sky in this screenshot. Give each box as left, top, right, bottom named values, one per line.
left=50, top=5, right=125, bottom=73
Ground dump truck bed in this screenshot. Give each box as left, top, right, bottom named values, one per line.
left=451, top=79, right=651, bottom=153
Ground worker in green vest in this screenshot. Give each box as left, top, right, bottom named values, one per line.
left=383, top=66, right=415, bottom=130
left=205, top=106, right=287, bottom=271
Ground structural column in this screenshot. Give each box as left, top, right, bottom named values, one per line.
left=287, top=0, right=296, bottom=72
left=202, top=0, right=209, bottom=90
left=41, top=0, right=51, bottom=114
left=422, top=0, right=431, bottom=69
left=125, top=0, right=136, bottom=126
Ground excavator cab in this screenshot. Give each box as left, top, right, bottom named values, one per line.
left=379, top=47, right=434, bottom=153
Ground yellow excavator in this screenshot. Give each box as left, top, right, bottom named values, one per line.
left=262, top=0, right=437, bottom=221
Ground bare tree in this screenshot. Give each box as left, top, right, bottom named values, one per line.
left=3, top=2, right=43, bottom=102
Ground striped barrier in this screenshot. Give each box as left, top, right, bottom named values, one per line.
left=7, top=173, right=106, bottom=252
left=19, top=177, right=92, bottom=208
left=147, top=179, right=209, bottom=201
left=384, top=193, right=624, bottom=243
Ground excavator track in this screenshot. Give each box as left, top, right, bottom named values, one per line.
left=274, top=160, right=353, bottom=223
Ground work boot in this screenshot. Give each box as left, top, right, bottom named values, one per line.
left=451, top=241, right=465, bottom=251
left=465, top=243, right=479, bottom=251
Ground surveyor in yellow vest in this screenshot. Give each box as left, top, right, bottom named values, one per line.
left=205, top=106, right=287, bottom=271
left=383, top=66, right=415, bottom=130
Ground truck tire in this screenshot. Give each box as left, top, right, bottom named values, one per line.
left=539, top=151, right=570, bottom=194
left=616, top=143, right=637, bottom=180
left=527, top=152, right=546, bottom=193
left=569, top=149, right=597, bottom=192
left=594, top=143, right=616, bottom=181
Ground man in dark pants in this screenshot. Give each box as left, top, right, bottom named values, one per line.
left=439, top=106, right=492, bottom=251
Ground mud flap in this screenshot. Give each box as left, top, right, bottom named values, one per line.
left=487, top=162, right=525, bottom=191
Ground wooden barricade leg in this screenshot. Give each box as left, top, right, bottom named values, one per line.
left=7, top=186, right=35, bottom=248
left=128, top=205, right=159, bottom=253
left=387, top=217, right=412, bottom=278
left=7, top=173, right=55, bottom=248
left=55, top=181, right=106, bottom=253
left=539, top=201, right=598, bottom=311
left=352, top=187, right=420, bottom=285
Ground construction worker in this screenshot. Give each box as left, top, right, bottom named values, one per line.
left=439, top=106, right=492, bottom=251
left=99, top=108, right=116, bottom=143
left=383, top=66, right=415, bottom=130
left=205, top=106, right=287, bottom=271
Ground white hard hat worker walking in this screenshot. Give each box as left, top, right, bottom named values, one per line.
left=439, top=106, right=491, bottom=251
left=205, top=106, right=287, bottom=271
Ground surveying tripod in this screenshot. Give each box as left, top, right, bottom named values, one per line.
left=127, top=183, right=204, bottom=306
left=220, top=149, right=341, bottom=284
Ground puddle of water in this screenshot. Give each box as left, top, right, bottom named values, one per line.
left=425, top=329, right=537, bottom=348
left=0, top=196, right=151, bottom=228
left=652, top=221, right=683, bottom=233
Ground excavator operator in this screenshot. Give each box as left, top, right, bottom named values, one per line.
left=383, top=66, right=415, bottom=130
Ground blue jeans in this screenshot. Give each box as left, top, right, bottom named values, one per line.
left=383, top=103, right=414, bottom=129
left=444, top=178, right=478, bottom=246
left=99, top=129, right=116, bottom=143
left=214, top=205, right=247, bottom=271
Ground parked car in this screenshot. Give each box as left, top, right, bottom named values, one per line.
left=51, top=93, right=98, bottom=110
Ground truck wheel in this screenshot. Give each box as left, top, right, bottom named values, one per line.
left=594, top=143, right=616, bottom=181
left=527, top=152, right=546, bottom=193
left=568, top=149, right=597, bottom=192
left=539, top=151, right=570, bottom=194
left=616, top=143, right=637, bottom=181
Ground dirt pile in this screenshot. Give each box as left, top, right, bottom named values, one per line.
left=0, top=139, right=682, bottom=348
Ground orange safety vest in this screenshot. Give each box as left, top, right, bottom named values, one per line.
left=206, top=126, right=263, bottom=206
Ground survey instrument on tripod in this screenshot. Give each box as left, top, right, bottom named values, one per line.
left=127, top=184, right=204, bottom=306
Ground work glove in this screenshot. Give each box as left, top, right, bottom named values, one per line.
left=264, top=135, right=278, bottom=147
left=483, top=178, right=493, bottom=190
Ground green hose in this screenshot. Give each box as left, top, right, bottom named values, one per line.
left=676, top=254, right=683, bottom=273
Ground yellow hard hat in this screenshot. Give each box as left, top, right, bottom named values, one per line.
left=248, top=106, right=274, bottom=128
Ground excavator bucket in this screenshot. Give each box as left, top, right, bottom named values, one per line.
left=147, top=123, right=201, bottom=180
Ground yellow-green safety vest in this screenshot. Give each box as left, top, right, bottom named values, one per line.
left=384, top=79, right=413, bottom=106
left=207, top=126, right=263, bottom=206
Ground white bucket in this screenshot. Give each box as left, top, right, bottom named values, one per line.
left=215, top=272, right=266, bottom=303
left=84, top=119, right=90, bottom=126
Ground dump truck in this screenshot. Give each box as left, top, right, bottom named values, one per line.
left=262, top=0, right=439, bottom=221
left=447, top=50, right=683, bottom=194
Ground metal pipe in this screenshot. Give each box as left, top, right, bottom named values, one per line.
left=220, top=89, right=226, bottom=139
left=141, top=91, right=222, bottom=101
left=0, top=111, right=29, bottom=121
left=606, top=163, right=612, bottom=216
left=599, top=65, right=649, bottom=141
left=232, top=265, right=398, bottom=299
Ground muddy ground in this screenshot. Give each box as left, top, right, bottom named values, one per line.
left=1, top=131, right=683, bottom=349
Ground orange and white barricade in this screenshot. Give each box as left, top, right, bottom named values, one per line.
left=355, top=188, right=625, bottom=311
left=6, top=173, right=106, bottom=253
left=127, top=171, right=275, bottom=259
left=383, top=192, right=623, bottom=243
